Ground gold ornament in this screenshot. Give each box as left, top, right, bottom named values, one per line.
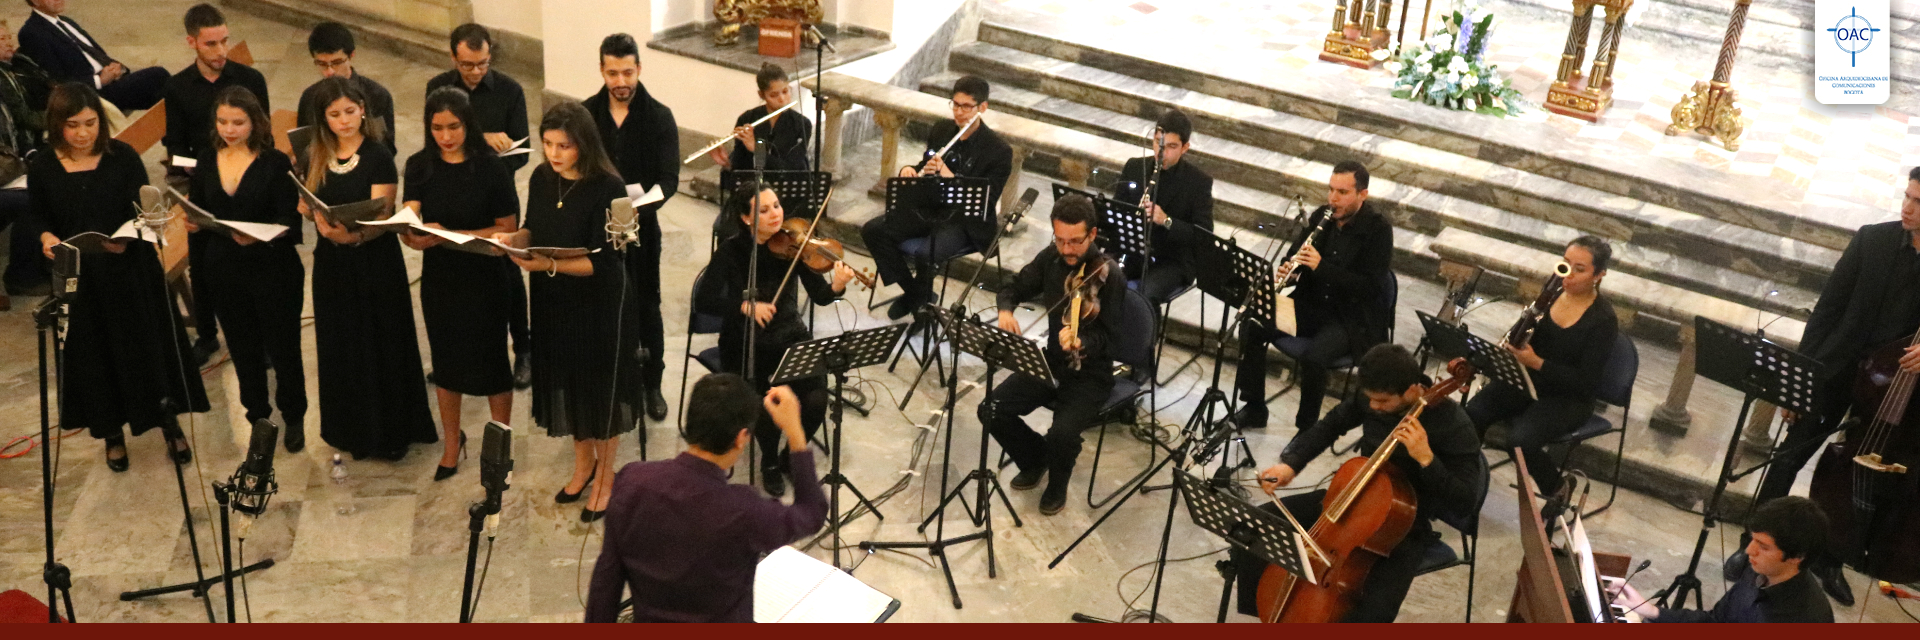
left=712, top=0, right=825, bottom=47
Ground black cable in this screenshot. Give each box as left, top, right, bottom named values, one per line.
left=1113, top=547, right=1227, bottom=623
left=469, top=536, right=495, bottom=620
left=1896, top=596, right=1920, bottom=623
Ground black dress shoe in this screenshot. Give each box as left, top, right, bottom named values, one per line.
left=886, top=290, right=924, bottom=321
left=762, top=467, right=787, bottom=498
left=103, top=437, right=129, bottom=473
left=1040, top=481, right=1069, bottom=516
left=434, top=432, right=466, bottom=480
left=645, top=386, right=668, bottom=422
left=581, top=508, right=606, bottom=523
left=1010, top=468, right=1044, bottom=490
left=283, top=427, right=305, bottom=454
left=161, top=426, right=193, bottom=464
left=512, top=351, right=533, bottom=390
left=192, top=338, right=220, bottom=367
left=1233, top=406, right=1268, bottom=430
left=555, top=468, right=597, bottom=504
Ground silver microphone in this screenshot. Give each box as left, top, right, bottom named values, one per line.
left=606, top=197, right=638, bottom=251
left=137, top=185, right=171, bottom=236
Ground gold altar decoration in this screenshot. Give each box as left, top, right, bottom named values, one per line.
left=1545, top=0, right=1633, bottom=122
left=1665, top=0, right=1751, bottom=151
left=1321, top=0, right=1396, bottom=68
left=712, top=0, right=824, bottom=47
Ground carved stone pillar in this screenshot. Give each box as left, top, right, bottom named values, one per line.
left=1650, top=320, right=1696, bottom=434
left=1061, top=158, right=1091, bottom=191
left=1546, top=0, right=1632, bottom=122
left=1741, top=399, right=1777, bottom=454
left=874, top=110, right=905, bottom=186
left=819, top=96, right=850, bottom=178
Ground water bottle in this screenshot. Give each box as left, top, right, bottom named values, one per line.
left=330, top=454, right=355, bottom=515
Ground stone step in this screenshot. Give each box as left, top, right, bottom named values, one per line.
left=921, top=69, right=1822, bottom=319
left=1501, top=0, right=1920, bottom=74
left=972, top=17, right=1867, bottom=253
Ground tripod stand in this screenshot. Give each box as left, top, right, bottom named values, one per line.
left=861, top=307, right=1040, bottom=608
left=1655, top=317, right=1822, bottom=610
left=772, top=323, right=907, bottom=570
left=33, top=297, right=75, bottom=623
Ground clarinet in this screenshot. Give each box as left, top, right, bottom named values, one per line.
left=1278, top=208, right=1334, bottom=288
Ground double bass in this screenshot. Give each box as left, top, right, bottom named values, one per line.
left=1808, top=332, right=1920, bottom=583
left=1255, top=359, right=1476, bottom=623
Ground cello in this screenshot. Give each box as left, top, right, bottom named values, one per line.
left=1255, top=359, right=1476, bottom=623
left=1808, top=332, right=1920, bottom=583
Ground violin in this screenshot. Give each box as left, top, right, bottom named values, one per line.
left=1256, top=358, right=1476, bottom=623
left=1062, top=255, right=1111, bottom=371
left=766, top=216, right=876, bottom=290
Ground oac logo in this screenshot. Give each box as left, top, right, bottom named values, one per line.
left=1827, top=7, right=1882, bottom=67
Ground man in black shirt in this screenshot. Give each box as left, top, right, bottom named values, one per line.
left=426, top=24, right=533, bottom=385
left=1237, top=160, right=1395, bottom=431
left=424, top=24, right=529, bottom=172
left=1111, top=108, right=1213, bottom=304
left=986, top=195, right=1126, bottom=516
left=1234, top=344, right=1483, bottom=622
left=861, top=75, right=1013, bottom=320
left=1615, top=497, right=1835, bottom=623
left=297, top=22, right=395, bottom=155
left=583, top=34, right=678, bottom=421
left=162, top=4, right=268, bottom=362
left=1757, top=168, right=1920, bottom=506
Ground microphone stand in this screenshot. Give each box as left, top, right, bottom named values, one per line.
left=740, top=142, right=768, bottom=484
left=33, top=296, right=75, bottom=622
left=807, top=24, right=833, bottom=174
left=459, top=488, right=503, bottom=622
left=895, top=190, right=1031, bottom=407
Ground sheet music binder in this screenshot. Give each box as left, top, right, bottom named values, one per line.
left=753, top=547, right=900, bottom=623
left=61, top=219, right=159, bottom=253
left=1175, top=469, right=1319, bottom=585
left=1420, top=311, right=1537, bottom=401
left=162, top=185, right=290, bottom=243
left=770, top=323, right=909, bottom=385
left=289, top=171, right=388, bottom=230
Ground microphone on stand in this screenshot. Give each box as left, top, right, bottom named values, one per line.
left=605, top=197, right=638, bottom=251
left=137, top=185, right=172, bottom=238
left=478, top=421, right=513, bottom=533
left=229, top=420, right=281, bottom=536
left=803, top=24, right=836, bottom=52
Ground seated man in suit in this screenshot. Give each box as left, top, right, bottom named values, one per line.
left=18, top=0, right=168, bottom=111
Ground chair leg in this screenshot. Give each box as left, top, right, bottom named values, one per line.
left=1464, top=533, right=1478, bottom=623
left=1585, top=420, right=1628, bottom=519
left=676, top=332, right=696, bottom=432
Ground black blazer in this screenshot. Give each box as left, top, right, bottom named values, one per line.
left=1802, top=220, right=1915, bottom=381
left=17, top=12, right=112, bottom=88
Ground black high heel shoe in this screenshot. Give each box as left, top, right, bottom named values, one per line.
left=103, top=437, right=129, bottom=473
left=581, top=507, right=606, bottom=523
left=434, top=432, right=467, bottom=482
left=555, top=468, right=597, bottom=504
left=161, top=426, right=192, bottom=465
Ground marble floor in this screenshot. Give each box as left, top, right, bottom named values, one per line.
left=0, top=0, right=1916, bottom=625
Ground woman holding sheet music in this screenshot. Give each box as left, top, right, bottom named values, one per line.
left=185, top=85, right=309, bottom=452
left=299, top=77, right=434, bottom=462
left=404, top=87, right=521, bottom=481
left=502, top=101, right=641, bottom=522
left=28, top=82, right=207, bottom=471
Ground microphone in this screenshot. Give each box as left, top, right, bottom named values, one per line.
left=229, top=419, right=280, bottom=520
left=478, top=421, right=513, bottom=533
left=752, top=135, right=769, bottom=174
left=137, top=185, right=171, bottom=237
left=1002, top=188, right=1039, bottom=231
left=605, top=197, right=638, bottom=251
left=803, top=24, right=836, bottom=52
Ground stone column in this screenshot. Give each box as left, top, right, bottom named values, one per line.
left=1650, top=321, right=1696, bottom=434
left=820, top=96, right=850, bottom=178
left=1003, top=145, right=1029, bottom=215
left=1741, top=399, right=1777, bottom=454
left=874, top=110, right=905, bottom=186
left=1061, top=158, right=1091, bottom=191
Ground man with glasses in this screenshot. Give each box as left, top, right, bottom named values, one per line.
left=860, top=75, right=1013, bottom=320
left=984, top=194, right=1125, bottom=516
left=297, top=22, right=395, bottom=154
left=1111, top=108, right=1213, bottom=304
left=424, top=23, right=529, bottom=173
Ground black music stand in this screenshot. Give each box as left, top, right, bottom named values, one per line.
left=878, top=176, right=993, bottom=411
left=1420, top=311, right=1535, bottom=400
left=772, top=323, right=908, bottom=571
left=1656, top=316, right=1823, bottom=611
left=860, top=307, right=1039, bottom=609
left=1176, top=469, right=1323, bottom=622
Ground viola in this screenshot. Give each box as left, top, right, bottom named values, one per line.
left=766, top=216, right=876, bottom=290
left=1256, top=358, right=1476, bottom=623
left=1062, top=255, right=1111, bottom=371
left=1809, top=332, right=1920, bottom=583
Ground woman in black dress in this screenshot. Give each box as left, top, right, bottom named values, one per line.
left=403, top=87, right=520, bottom=480
left=705, top=62, right=812, bottom=172
left=498, top=101, right=640, bottom=522
left=299, top=77, right=435, bottom=462
left=1463, top=235, right=1620, bottom=510
left=28, top=82, right=208, bottom=471
left=186, top=85, right=308, bottom=451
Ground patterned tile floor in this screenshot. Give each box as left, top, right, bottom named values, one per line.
left=988, top=0, right=1916, bottom=217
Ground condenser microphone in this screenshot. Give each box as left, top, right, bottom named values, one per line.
left=1002, top=188, right=1039, bottom=230
left=605, top=197, right=638, bottom=251
left=137, top=185, right=171, bottom=236
left=229, top=420, right=280, bottom=519
left=478, top=421, right=513, bottom=533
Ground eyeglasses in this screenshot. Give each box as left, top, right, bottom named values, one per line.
left=950, top=100, right=980, bottom=112
left=1053, top=233, right=1092, bottom=250
left=456, top=59, right=491, bottom=73
left=313, top=58, right=350, bottom=71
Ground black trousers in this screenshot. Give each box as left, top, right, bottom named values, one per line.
left=212, top=249, right=307, bottom=429
left=1238, top=321, right=1349, bottom=428
left=752, top=375, right=826, bottom=472
left=99, top=66, right=168, bottom=112
left=0, top=189, right=49, bottom=289
left=1756, top=373, right=1853, bottom=504
left=1232, top=491, right=1428, bottom=622
left=1465, top=380, right=1593, bottom=496
left=187, top=230, right=219, bottom=341
left=981, top=371, right=1112, bottom=487
left=860, top=211, right=976, bottom=301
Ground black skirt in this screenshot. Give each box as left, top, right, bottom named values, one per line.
left=312, top=233, right=437, bottom=455
left=420, top=247, right=516, bottom=396
left=62, top=243, right=210, bottom=437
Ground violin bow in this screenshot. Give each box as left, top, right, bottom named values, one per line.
left=769, top=185, right=837, bottom=306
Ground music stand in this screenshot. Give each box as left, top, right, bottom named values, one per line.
left=1176, top=469, right=1325, bottom=621
left=771, top=323, right=909, bottom=571
left=880, top=176, right=993, bottom=411
left=1420, top=312, right=1536, bottom=400
left=719, top=170, right=832, bottom=217
left=1656, top=315, right=1823, bottom=611
left=861, top=307, right=1041, bottom=609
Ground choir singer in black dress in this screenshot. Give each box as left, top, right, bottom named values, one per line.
left=186, top=85, right=308, bottom=452
left=405, top=87, right=521, bottom=480
left=28, top=82, right=208, bottom=471
left=695, top=183, right=853, bottom=497
left=299, top=77, right=434, bottom=462
left=1110, top=108, right=1213, bottom=304
left=500, top=102, right=643, bottom=522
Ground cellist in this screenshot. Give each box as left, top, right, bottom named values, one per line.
left=1235, top=344, right=1483, bottom=622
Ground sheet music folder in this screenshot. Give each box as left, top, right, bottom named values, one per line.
left=754, top=546, right=899, bottom=623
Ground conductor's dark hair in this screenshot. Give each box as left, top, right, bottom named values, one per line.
left=1333, top=160, right=1370, bottom=191
left=211, top=85, right=273, bottom=154
left=308, top=22, right=356, bottom=56
left=1156, top=109, right=1194, bottom=146
left=684, top=373, right=759, bottom=454
left=1567, top=235, right=1612, bottom=273
left=599, top=33, right=639, bottom=64
left=1749, top=497, right=1829, bottom=561
left=952, top=75, right=991, bottom=104
left=45, top=82, right=110, bottom=156
left=450, top=23, right=492, bottom=54
left=1051, top=193, right=1098, bottom=228
left=1357, top=344, right=1422, bottom=394
left=183, top=3, right=225, bottom=37
left=755, top=62, right=790, bottom=93
left=1910, top=166, right=1920, bottom=183
left=538, top=100, right=621, bottom=182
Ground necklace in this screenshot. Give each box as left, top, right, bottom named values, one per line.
left=328, top=153, right=360, bottom=175
left=556, top=173, right=580, bottom=208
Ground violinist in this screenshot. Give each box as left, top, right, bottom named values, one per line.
left=984, top=194, right=1125, bottom=516
left=694, top=182, right=854, bottom=497
left=1236, top=344, right=1482, bottom=622
left=1462, top=236, right=1617, bottom=515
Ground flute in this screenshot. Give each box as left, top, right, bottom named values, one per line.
left=921, top=112, right=980, bottom=171
left=684, top=99, right=801, bottom=164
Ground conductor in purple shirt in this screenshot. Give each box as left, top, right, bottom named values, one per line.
left=586, top=373, right=827, bottom=622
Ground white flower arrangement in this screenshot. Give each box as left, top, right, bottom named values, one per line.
left=1372, top=0, right=1525, bottom=117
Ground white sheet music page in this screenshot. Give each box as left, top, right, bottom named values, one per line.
left=753, top=546, right=896, bottom=623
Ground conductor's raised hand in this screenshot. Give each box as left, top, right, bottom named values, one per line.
left=763, top=385, right=806, bottom=449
